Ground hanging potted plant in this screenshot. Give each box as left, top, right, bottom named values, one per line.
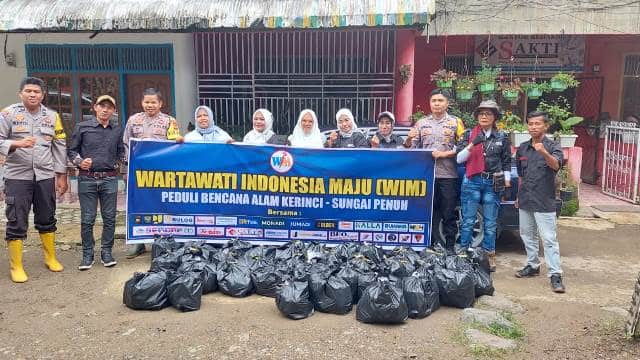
left=475, top=62, right=501, bottom=94
left=430, top=69, right=457, bottom=89
left=454, top=77, right=475, bottom=102
left=499, top=78, right=522, bottom=104
left=521, top=79, right=549, bottom=99
left=550, top=72, right=580, bottom=92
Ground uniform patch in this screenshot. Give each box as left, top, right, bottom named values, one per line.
left=15, top=114, right=25, bottom=121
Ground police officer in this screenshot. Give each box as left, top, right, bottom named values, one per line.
left=456, top=100, right=512, bottom=271
left=123, top=88, right=182, bottom=258
left=406, top=89, right=465, bottom=253
left=0, top=77, right=68, bottom=283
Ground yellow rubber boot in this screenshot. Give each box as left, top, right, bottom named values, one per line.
left=8, top=240, right=28, bottom=283
left=40, top=232, right=64, bottom=272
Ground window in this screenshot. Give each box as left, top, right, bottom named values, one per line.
left=622, top=54, right=640, bottom=123
left=26, top=44, right=174, bottom=137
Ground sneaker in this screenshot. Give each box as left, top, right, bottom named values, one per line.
left=126, top=244, right=147, bottom=259
left=515, top=265, right=540, bottom=278
left=78, top=254, right=94, bottom=271
left=550, top=274, right=566, bottom=293
left=101, top=251, right=117, bottom=267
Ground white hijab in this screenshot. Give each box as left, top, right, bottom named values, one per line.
left=288, top=109, right=324, bottom=148
left=336, top=108, right=358, bottom=138
left=243, top=109, right=275, bottom=145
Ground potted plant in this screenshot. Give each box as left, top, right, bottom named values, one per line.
left=550, top=72, right=580, bottom=92
left=448, top=106, right=476, bottom=128
left=499, top=111, right=530, bottom=147
left=430, top=69, right=457, bottom=89
left=454, top=77, right=475, bottom=102
left=499, top=78, right=522, bottom=104
left=557, top=165, right=579, bottom=202
left=556, top=115, right=584, bottom=147
left=521, top=79, right=549, bottom=99
left=537, top=97, right=583, bottom=147
left=475, top=62, right=501, bottom=94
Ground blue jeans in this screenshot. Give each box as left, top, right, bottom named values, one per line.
left=518, top=209, right=562, bottom=276
left=459, top=175, right=500, bottom=252
left=78, top=176, right=118, bottom=255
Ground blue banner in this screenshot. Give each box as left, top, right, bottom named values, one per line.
left=126, top=140, right=435, bottom=248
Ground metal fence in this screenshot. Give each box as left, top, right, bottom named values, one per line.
left=194, top=29, right=396, bottom=137
left=602, top=125, right=640, bottom=204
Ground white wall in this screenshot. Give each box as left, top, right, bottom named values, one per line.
left=0, top=32, right=197, bottom=130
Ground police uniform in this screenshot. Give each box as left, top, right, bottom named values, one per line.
left=411, top=113, right=465, bottom=250
left=122, top=111, right=180, bottom=257
left=123, top=112, right=180, bottom=163
left=0, top=103, right=67, bottom=282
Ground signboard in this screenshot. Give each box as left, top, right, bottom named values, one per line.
left=474, top=35, right=585, bottom=72
left=126, top=140, right=435, bottom=248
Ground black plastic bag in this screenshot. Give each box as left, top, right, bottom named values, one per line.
left=218, top=262, right=254, bottom=297
left=123, top=271, right=170, bottom=310
left=356, top=272, right=378, bottom=303
left=151, top=235, right=180, bottom=259
left=468, top=248, right=491, bottom=274
left=276, top=280, right=314, bottom=320
left=334, top=242, right=358, bottom=262
left=472, top=264, right=495, bottom=297
left=225, top=238, right=254, bottom=254
left=244, top=245, right=276, bottom=263
left=356, top=278, right=408, bottom=324
left=402, top=273, right=439, bottom=319
left=305, top=242, right=326, bottom=263
left=387, top=258, right=416, bottom=279
left=251, top=264, right=284, bottom=297
left=179, top=261, right=218, bottom=294
left=349, top=255, right=375, bottom=273
left=435, top=267, right=475, bottom=309
left=150, top=251, right=182, bottom=272
left=389, top=246, right=421, bottom=265
left=420, top=248, right=446, bottom=268
left=335, top=265, right=360, bottom=302
left=180, top=244, right=209, bottom=264
left=275, top=240, right=306, bottom=262
left=358, top=243, right=384, bottom=264
left=310, top=273, right=352, bottom=315
left=445, top=255, right=475, bottom=273
left=167, top=271, right=203, bottom=312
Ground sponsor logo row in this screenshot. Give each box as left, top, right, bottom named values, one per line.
left=132, top=215, right=425, bottom=233
left=130, top=226, right=426, bottom=244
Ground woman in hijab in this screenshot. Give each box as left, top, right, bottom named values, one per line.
left=184, top=105, right=234, bottom=143
left=369, top=111, right=407, bottom=149
left=325, top=108, right=369, bottom=148
left=243, top=109, right=276, bottom=144
left=288, top=109, right=324, bottom=148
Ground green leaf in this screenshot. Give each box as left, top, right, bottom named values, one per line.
left=559, top=116, right=584, bottom=131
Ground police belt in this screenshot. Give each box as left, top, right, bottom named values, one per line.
left=79, top=170, right=118, bottom=178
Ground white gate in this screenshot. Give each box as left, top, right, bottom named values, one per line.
left=602, top=123, right=640, bottom=204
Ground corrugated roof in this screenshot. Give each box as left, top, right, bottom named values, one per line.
left=0, top=0, right=435, bottom=32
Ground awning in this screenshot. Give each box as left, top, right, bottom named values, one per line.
left=0, top=0, right=435, bottom=32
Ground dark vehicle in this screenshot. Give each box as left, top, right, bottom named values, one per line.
left=322, top=126, right=520, bottom=246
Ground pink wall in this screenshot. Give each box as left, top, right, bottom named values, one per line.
left=583, top=35, right=640, bottom=119
left=412, top=35, right=475, bottom=118
left=394, top=29, right=418, bottom=126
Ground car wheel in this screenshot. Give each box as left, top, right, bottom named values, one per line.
left=438, top=207, right=484, bottom=248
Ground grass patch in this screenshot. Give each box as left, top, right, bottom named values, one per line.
left=468, top=344, right=509, bottom=359
left=485, top=312, right=526, bottom=340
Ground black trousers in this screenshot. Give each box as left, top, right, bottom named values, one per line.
left=433, top=177, right=458, bottom=249
left=4, top=178, right=57, bottom=240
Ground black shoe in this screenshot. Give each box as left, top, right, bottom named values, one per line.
left=78, top=254, right=94, bottom=271
left=550, top=274, right=566, bottom=293
left=101, top=250, right=117, bottom=267
left=515, top=265, right=540, bottom=278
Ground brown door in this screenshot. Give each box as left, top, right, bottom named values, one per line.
left=125, top=74, right=173, bottom=120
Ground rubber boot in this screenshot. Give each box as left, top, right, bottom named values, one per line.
left=40, top=232, right=64, bottom=272
left=488, top=251, right=497, bottom=272
left=8, top=240, right=28, bottom=283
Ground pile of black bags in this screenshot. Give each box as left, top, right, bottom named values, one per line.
left=123, top=236, right=494, bottom=323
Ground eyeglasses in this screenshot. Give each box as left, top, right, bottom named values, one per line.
left=477, top=111, right=495, bottom=117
